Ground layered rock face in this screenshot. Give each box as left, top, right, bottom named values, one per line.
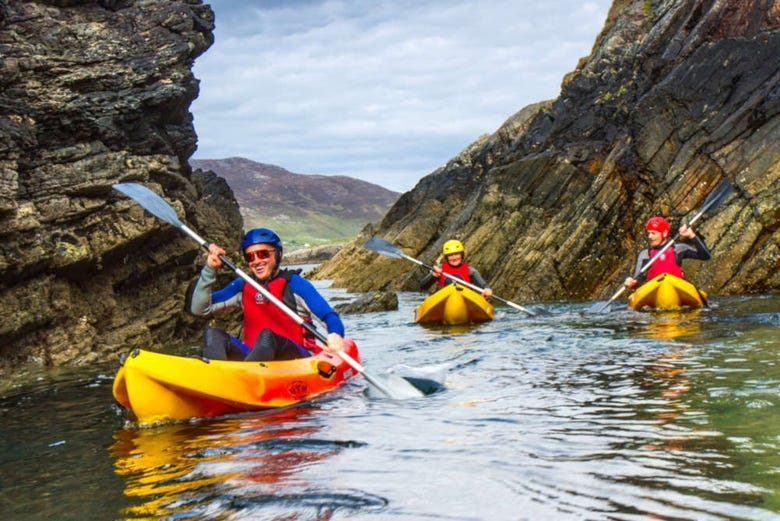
left=315, top=0, right=780, bottom=300
left=0, top=0, right=241, bottom=373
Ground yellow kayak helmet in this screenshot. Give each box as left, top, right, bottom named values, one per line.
left=442, top=240, right=465, bottom=256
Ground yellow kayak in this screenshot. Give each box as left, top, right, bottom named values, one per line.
left=112, top=339, right=360, bottom=425
left=414, top=284, right=494, bottom=325
left=628, top=273, right=707, bottom=311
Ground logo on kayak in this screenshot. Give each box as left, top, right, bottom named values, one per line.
left=288, top=380, right=308, bottom=399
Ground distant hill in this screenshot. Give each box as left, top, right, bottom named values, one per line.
left=191, top=157, right=399, bottom=250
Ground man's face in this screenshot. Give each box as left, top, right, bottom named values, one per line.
left=245, top=244, right=277, bottom=280
left=646, top=230, right=666, bottom=248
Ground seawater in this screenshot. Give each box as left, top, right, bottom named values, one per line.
left=1, top=288, right=778, bottom=520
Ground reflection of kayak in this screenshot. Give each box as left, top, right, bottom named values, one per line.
left=112, top=340, right=360, bottom=425
left=628, top=274, right=707, bottom=311
left=110, top=410, right=331, bottom=517
left=414, top=284, right=494, bottom=325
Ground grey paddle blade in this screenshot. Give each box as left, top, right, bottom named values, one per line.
left=365, top=365, right=447, bottom=399
left=367, top=375, right=427, bottom=399
left=364, top=237, right=406, bottom=259
left=113, top=183, right=183, bottom=227
left=588, top=301, right=611, bottom=313
left=701, top=178, right=734, bottom=217
left=393, top=364, right=447, bottom=395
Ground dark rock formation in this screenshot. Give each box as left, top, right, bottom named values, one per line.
left=314, top=0, right=780, bottom=300
left=334, top=291, right=398, bottom=315
left=0, top=0, right=242, bottom=375
left=284, top=243, right=344, bottom=265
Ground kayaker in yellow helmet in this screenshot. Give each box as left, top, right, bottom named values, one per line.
left=624, top=216, right=711, bottom=289
left=420, top=239, right=493, bottom=298
left=189, top=227, right=345, bottom=361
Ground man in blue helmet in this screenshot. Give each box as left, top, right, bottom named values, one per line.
left=189, top=227, right=345, bottom=361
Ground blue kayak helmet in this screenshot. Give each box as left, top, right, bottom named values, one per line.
left=241, top=227, right=283, bottom=263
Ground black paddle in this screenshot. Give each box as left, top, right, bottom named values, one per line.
left=589, top=177, right=734, bottom=313
left=364, top=237, right=548, bottom=317
left=113, top=182, right=425, bottom=399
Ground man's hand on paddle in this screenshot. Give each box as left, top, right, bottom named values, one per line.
left=207, top=243, right=226, bottom=268
left=324, top=332, right=344, bottom=353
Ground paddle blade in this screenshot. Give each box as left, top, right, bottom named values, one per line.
left=113, top=183, right=184, bottom=228
left=365, top=365, right=447, bottom=399
left=529, top=307, right=553, bottom=317
left=588, top=301, right=611, bottom=313
left=364, top=237, right=406, bottom=259
left=700, top=178, right=734, bottom=217
left=338, top=349, right=424, bottom=399
left=365, top=374, right=428, bottom=399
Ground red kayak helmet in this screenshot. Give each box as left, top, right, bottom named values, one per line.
left=645, top=216, right=670, bottom=234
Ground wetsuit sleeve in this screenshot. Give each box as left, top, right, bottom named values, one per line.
left=189, top=265, right=243, bottom=316
left=420, top=272, right=437, bottom=290
left=675, top=236, right=711, bottom=263
left=287, top=274, right=345, bottom=336
left=633, top=249, right=651, bottom=281
left=469, top=267, right=489, bottom=288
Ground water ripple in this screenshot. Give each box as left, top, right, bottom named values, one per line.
left=1, top=294, right=779, bottom=520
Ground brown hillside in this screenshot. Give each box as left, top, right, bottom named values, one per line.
left=191, top=157, right=398, bottom=223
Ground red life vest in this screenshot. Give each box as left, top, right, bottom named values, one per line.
left=241, top=273, right=316, bottom=351
left=646, top=246, right=684, bottom=279
left=438, top=261, right=472, bottom=287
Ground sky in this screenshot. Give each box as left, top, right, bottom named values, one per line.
left=191, top=0, right=614, bottom=192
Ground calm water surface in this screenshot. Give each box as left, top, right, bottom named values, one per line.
left=1, top=287, right=779, bottom=520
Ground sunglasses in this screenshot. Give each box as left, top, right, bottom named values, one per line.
left=245, top=249, right=276, bottom=262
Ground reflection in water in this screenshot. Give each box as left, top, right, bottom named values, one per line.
left=628, top=311, right=704, bottom=452
left=110, top=406, right=380, bottom=519
left=639, top=345, right=695, bottom=453
left=632, top=309, right=703, bottom=340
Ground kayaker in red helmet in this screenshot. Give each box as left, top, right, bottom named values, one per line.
left=189, top=227, right=345, bottom=361
left=624, top=216, right=711, bottom=289
left=421, top=239, right=493, bottom=298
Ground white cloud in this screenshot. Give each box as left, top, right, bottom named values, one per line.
left=192, top=0, right=612, bottom=192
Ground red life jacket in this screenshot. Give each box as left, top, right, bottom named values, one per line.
left=438, top=261, right=472, bottom=287
left=646, top=246, right=684, bottom=279
left=241, top=272, right=317, bottom=351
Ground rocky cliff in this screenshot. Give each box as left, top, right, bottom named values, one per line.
left=0, top=0, right=242, bottom=375
left=313, top=0, right=780, bottom=300
left=1, top=0, right=778, bottom=375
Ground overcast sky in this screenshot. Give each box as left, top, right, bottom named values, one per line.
left=191, top=0, right=613, bottom=192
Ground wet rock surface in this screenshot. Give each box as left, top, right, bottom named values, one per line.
left=0, top=1, right=241, bottom=373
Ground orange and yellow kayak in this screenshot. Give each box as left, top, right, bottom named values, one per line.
left=414, top=284, right=494, bottom=325
left=112, top=339, right=360, bottom=425
left=628, top=273, right=707, bottom=311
